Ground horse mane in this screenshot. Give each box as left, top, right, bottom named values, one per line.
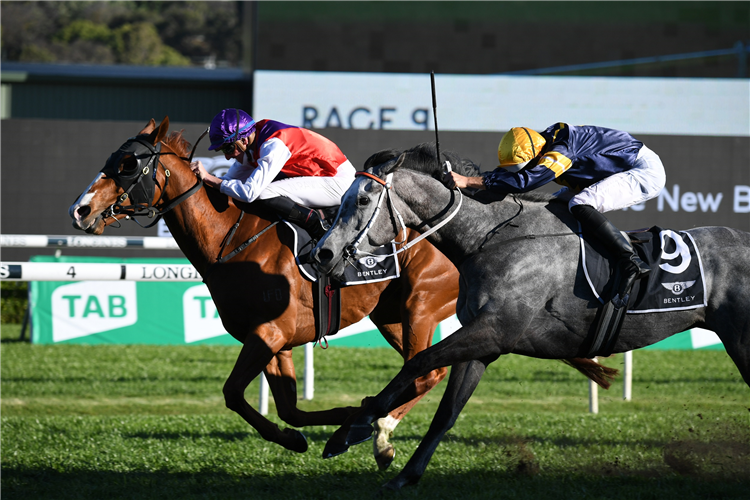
left=364, top=142, right=481, bottom=179
left=162, top=131, right=193, bottom=159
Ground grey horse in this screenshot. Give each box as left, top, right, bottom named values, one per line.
left=311, top=144, right=750, bottom=490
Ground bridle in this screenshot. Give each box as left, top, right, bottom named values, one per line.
left=343, top=169, right=463, bottom=261
left=99, top=129, right=208, bottom=228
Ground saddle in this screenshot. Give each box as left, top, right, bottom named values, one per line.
left=292, top=208, right=405, bottom=347
left=285, top=213, right=401, bottom=346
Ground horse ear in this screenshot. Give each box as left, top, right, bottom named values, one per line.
left=145, top=116, right=170, bottom=146
left=383, top=152, right=407, bottom=175
left=138, top=119, right=157, bottom=136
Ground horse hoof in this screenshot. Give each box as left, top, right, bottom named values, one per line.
left=375, top=445, right=395, bottom=471
left=345, top=424, right=374, bottom=446
left=321, top=440, right=349, bottom=459
left=382, top=472, right=419, bottom=491
left=282, top=428, right=308, bottom=453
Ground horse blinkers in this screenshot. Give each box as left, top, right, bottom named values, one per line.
left=100, top=138, right=163, bottom=218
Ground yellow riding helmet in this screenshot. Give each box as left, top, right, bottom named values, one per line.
left=498, top=127, right=546, bottom=171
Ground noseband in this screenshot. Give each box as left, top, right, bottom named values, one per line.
left=99, top=130, right=207, bottom=228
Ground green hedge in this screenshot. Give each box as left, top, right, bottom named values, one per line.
left=1, top=282, right=28, bottom=324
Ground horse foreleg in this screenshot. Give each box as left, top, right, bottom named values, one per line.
left=384, top=358, right=492, bottom=490
left=223, top=334, right=308, bottom=453
left=263, top=349, right=363, bottom=460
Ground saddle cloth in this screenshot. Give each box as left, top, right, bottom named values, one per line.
left=285, top=221, right=400, bottom=286
left=580, top=225, right=707, bottom=313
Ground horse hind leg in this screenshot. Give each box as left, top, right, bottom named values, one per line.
left=705, top=241, right=750, bottom=388
left=371, top=365, right=449, bottom=470
left=321, top=367, right=450, bottom=466
left=367, top=310, right=450, bottom=470
left=727, top=345, right=750, bottom=388
left=347, top=311, right=509, bottom=446
left=269, top=350, right=360, bottom=428
left=373, top=415, right=398, bottom=470
left=709, top=317, right=750, bottom=388
left=383, top=358, right=492, bottom=491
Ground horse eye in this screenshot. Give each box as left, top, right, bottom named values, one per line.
left=358, top=196, right=370, bottom=207
left=120, top=157, right=138, bottom=173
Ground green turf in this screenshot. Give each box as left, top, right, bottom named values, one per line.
left=2, top=323, right=749, bottom=499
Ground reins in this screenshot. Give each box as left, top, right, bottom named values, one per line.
left=478, top=195, right=582, bottom=250
left=346, top=73, right=467, bottom=260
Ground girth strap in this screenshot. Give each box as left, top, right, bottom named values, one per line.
left=215, top=215, right=280, bottom=264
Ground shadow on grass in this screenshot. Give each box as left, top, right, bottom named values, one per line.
left=123, top=430, right=252, bottom=441
left=3, top=467, right=750, bottom=500
left=1, top=337, right=29, bottom=344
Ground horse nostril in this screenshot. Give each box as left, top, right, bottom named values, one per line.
left=316, top=248, right=334, bottom=266
left=75, top=205, right=91, bottom=219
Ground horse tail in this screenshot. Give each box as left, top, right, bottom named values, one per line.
left=561, top=358, right=619, bottom=389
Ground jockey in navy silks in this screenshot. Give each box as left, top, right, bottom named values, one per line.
left=445, top=122, right=666, bottom=307
left=190, top=108, right=356, bottom=239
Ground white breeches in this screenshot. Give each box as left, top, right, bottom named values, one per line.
left=258, top=160, right=357, bottom=208
left=568, top=145, right=666, bottom=213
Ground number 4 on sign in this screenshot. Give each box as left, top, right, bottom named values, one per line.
left=67, top=266, right=76, bottom=279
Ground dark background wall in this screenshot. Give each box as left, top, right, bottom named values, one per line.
left=255, top=2, right=750, bottom=77
left=2, top=118, right=748, bottom=262
left=1, top=64, right=251, bottom=122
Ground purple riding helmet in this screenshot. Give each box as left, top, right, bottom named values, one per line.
left=208, top=108, right=256, bottom=151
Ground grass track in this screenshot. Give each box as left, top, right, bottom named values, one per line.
left=2, top=324, right=749, bottom=499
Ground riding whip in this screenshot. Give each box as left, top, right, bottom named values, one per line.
left=431, top=71, right=452, bottom=178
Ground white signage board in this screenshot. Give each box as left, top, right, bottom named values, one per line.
left=254, top=71, right=749, bottom=137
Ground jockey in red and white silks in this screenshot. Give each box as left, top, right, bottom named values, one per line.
left=218, top=118, right=356, bottom=208
left=190, top=108, right=355, bottom=239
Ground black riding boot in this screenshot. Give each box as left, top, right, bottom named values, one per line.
left=260, top=196, right=329, bottom=240
left=571, top=204, right=650, bottom=305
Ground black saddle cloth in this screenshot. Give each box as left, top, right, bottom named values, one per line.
left=580, top=225, right=706, bottom=313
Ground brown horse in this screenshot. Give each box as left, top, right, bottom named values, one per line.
left=68, top=117, right=616, bottom=468
left=68, top=116, right=457, bottom=468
